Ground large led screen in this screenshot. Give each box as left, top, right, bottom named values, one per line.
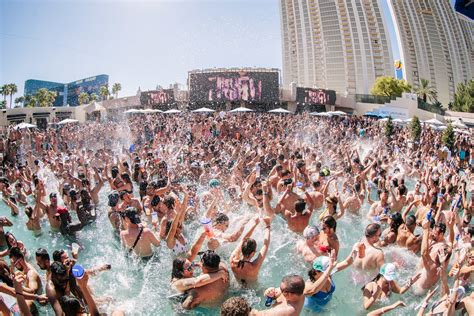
left=296, top=88, right=336, bottom=105
left=189, top=71, right=279, bottom=103
left=141, top=89, right=175, bottom=106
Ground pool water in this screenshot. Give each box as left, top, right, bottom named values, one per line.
left=1, top=173, right=430, bottom=316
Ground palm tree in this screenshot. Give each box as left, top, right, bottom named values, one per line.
left=414, top=78, right=437, bottom=103
left=14, top=96, right=25, bottom=107
left=78, top=92, right=90, bottom=105
left=2, top=84, right=12, bottom=108
left=7, top=83, right=17, bottom=109
left=90, top=93, right=98, bottom=101
left=24, top=95, right=37, bottom=108
left=0, top=85, right=5, bottom=103
left=112, top=83, right=122, bottom=99
left=35, top=88, right=57, bottom=107
left=99, top=86, right=110, bottom=101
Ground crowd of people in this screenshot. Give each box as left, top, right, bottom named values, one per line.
left=0, top=110, right=472, bottom=315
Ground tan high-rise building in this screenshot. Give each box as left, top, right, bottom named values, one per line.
left=388, top=0, right=473, bottom=105
left=280, top=0, right=394, bottom=95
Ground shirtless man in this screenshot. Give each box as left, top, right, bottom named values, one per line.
left=353, top=224, right=385, bottom=280
left=182, top=250, right=230, bottom=309
left=283, top=198, right=314, bottom=233
left=296, top=225, right=323, bottom=263
left=256, top=275, right=305, bottom=316
left=343, top=183, right=363, bottom=214
left=307, top=180, right=324, bottom=209
left=367, top=189, right=391, bottom=221
left=396, top=215, right=421, bottom=253
left=37, top=192, right=61, bottom=232
left=117, top=191, right=143, bottom=214
left=413, top=219, right=449, bottom=294
left=120, top=208, right=160, bottom=258
left=9, top=247, right=42, bottom=295
left=230, top=216, right=271, bottom=285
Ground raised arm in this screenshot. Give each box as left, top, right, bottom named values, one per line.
left=230, top=217, right=260, bottom=263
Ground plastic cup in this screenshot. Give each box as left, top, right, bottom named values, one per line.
left=71, top=264, right=85, bottom=279
left=71, top=243, right=80, bottom=257
left=200, top=218, right=213, bottom=238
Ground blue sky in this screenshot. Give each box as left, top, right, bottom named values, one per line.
left=1, top=0, right=400, bottom=98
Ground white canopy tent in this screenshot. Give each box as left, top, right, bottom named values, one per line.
left=229, top=107, right=254, bottom=113
left=124, top=109, right=140, bottom=114
left=393, top=118, right=403, bottom=124
left=327, top=110, right=347, bottom=116
left=57, top=119, right=79, bottom=125
left=163, top=109, right=182, bottom=114
left=14, top=122, right=37, bottom=129
left=424, top=118, right=444, bottom=126
left=268, top=108, right=292, bottom=114
left=309, top=112, right=331, bottom=116
left=192, top=107, right=215, bottom=113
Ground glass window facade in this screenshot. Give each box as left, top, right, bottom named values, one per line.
left=23, top=74, right=109, bottom=107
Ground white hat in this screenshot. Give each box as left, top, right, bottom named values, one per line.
left=380, top=263, right=397, bottom=281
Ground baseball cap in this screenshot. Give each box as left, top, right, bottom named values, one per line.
left=303, top=226, right=320, bottom=240
left=380, top=263, right=397, bottom=281
left=209, top=179, right=220, bottom=188
left=313, top=256, right=330, bottom=272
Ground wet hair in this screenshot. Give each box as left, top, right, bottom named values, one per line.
left=322, top=216, right=337, bottom=232
left=35, top=248, right=50, bottom=261
left=9, top=246, right=23, bottom=260
left=434, top=222, right=447, bottom=234
left=213, top=212, right=229, bottom=225
left=221, top=297, right=252, bottom=316
left=25, top=206, right=33, bottom=218
left=287, top=193, right=304, bottom=211
left=4, top=232, right=17, bottom=249
left=60, top=295, right=83, bottom=316
left=308, top=268, right=319, bottom=282
left=121, top=173, right=132, bottom=184
left=108, top=191, right=120, bottom=207
left=151, top=195, right=161, bottom=207
left=365, top=223, right=381, bottom=238
left=398, top=184, right=407, bottom=196
left=163, top=196, right=175, bottom=209
left=111, top=167, right=119, bottom=178
left=281, top=170, right=291, bottom=177
left=281, top=275, right=305, bottom=295
left=53, top=249, right=65, bottom=262
left=389, top=212, right=404, bottom=232
left=241, top=238, right=257, bottom=257
left=406, top=214, right=416, bottom=226
left=201, top=250, right=220, bottom=270
left=171, top=258, right=186, bottom=279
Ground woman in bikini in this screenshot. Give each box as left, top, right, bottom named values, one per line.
left=230, top=216, right=271, bottom=285
left=363, top=263, right=420, bottom=311
left=164, top=192, right=189, bottom=256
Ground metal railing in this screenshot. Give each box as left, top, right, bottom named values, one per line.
left=354, top=94, right=394, bottom=104
left=417, top=99, right=445, bottom=115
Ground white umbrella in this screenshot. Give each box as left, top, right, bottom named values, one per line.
left=14, top=122, right=36, bottom=129
left=268, top=108, right=292, bottom=114
left=424, top=118, right=444, bottom=125
left=192, top=107, right=215, bottom=113
left=379, top=118, right=389, bottom=122
left=142, top=109, right=163, bottom=114
left=310, top=112, right=331, bottom=116
left=124, top=109, right=140, bottom=114
left=57, top=118, right=79, bottom=125
left=163, top=109, right=182, bottom=114
left=404, top=118, right=413, bottom=123
left=454, top=128, right=470, bottom=135
left=450, top=120, right=468, bottom=129
left=393, top=118, right=403, bottom=124
left=327, top=110, right=347, bottom=116
left=229, top=107, right=254, bottom=113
